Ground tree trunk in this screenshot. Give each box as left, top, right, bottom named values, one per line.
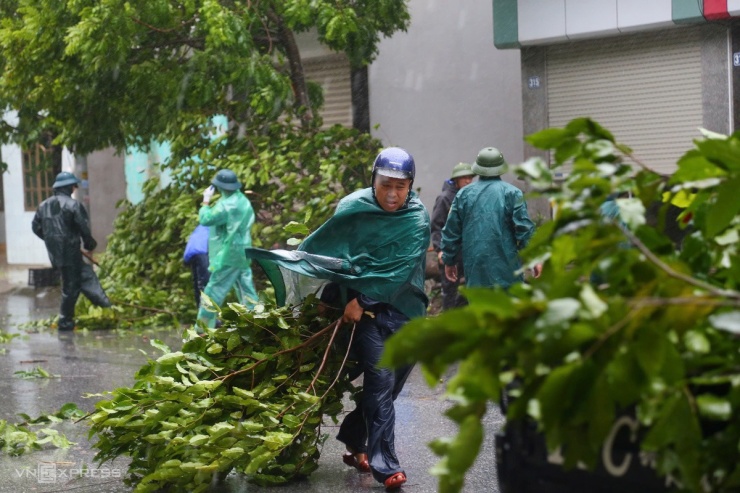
left=267, top=8, right=313, bottom=127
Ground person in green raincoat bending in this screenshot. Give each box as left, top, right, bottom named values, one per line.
left=245, top=147, right=429, bottom=490
left=197, top=169, right=258, bottom=327
left=441, top=147, right=542, bottom=289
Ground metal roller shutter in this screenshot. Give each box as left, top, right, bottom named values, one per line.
left=547, top=27, right=704, bottom=175
left=302, top=54, right=353, bottom=128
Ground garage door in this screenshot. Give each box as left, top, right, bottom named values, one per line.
left=303, top=54, right=353, bottom=128
left=547, top=27, right=705, bottom=175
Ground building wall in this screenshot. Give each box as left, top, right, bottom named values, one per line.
left=87, top=148, right=127, bottom=252
left=369, top=0, right=524, bottom=210
left=495, top=0, right=712, bottom=48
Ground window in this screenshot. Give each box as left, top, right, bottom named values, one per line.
left=23, top=144, right=61, bottom=211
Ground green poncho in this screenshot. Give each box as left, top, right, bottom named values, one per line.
left=246, top=188, right=430, bottom=319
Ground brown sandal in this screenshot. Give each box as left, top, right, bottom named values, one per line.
left=384, top=471, right=407, bottom=490
left=342, top=451, right=370, bottom=473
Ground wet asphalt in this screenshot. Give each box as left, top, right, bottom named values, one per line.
left=0, top=282, right=502, bottom=493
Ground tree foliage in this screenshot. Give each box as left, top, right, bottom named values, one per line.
left=87, top=297, right=357, bottom=492
left=383, top=119, right=740, bottom=493
left=71, top=121, right=381, bottom=329
left=1, top=403, right=85, bottom=456
left=1, top=0, right=398, bottom=328
left=0, top=0, right=410, bottom=153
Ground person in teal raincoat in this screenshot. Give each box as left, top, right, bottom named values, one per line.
left=196, top=169, right=258, bottom=327
left=246, top=147, right=429, bottom=490
left=441, top=147, right=541, bottom=289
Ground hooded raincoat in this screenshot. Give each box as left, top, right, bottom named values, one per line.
left=197, top=190, right=258, bottom=325
left=32, top=187, right=111, bottom=330
left=246, top=188, right=429, bottom=318
left=441, top=176, right=536, bottom=288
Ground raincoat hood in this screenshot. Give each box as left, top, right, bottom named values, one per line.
left=246, top=188, right=430, bottom=319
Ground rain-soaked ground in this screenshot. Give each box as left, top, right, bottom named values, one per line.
left=0, top=280, right=502, bottom=493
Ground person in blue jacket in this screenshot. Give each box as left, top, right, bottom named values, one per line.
left=183, top=224, right=210, bottom=308
left=441, top=147, right=541, bottom=288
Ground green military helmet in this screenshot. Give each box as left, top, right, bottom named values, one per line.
left=211, top=169, right=241, bottom=191
left=52, top=171, right=81, bottom=189
left=450, top=162, right=475, bottom=179
left=471, top=147, right=508, bottom=177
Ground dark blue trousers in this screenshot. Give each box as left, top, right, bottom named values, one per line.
left=336, top=312, right=413, bottom=483
left=187, top=253, right=211, bottom=308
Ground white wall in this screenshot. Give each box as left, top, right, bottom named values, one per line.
left=730, top=0, right=740, bottom=16
left=519, top=0, right=567, bottom=44
left=2, top=142, right=48, bottom=265
left=368, top=0, right=524, bottom=209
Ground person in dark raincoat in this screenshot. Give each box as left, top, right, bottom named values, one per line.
left=197, top=169, right=258, bottom=328
left=32, top=172, right=111, bottom=331
left=430, top=162, right=475, bottom=310
left=441, top=147, right=541, bottom=288
left=246, top=147, right=429, bottom=490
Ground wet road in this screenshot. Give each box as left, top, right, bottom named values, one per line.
left=0, top=284, right=502, bottom=493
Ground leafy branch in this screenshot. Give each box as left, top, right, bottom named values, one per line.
left=87, top=299, right=359, bottom=490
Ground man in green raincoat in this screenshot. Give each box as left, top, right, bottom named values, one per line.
left=441, top=147, right=541, bottom=289
left=246, top=147, right=429, bottom=490
left=197, top=169, right=258, bottom=327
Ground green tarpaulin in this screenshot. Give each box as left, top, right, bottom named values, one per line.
left=246, top=188, right=430, bottom=319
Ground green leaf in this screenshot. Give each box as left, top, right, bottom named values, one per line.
left=615, top=198, right=646, bottom=229
left=157, top=352, right=185, bottom=364
left=283, top=221, right=310, bottom=235
left=578, top=284, right=607, bottom=319
left=226, top=333, right=241, bottom=352
left=221, top=447, right=245, bottom=459
left=683, top=330, right=710, bottom=354
left=535, top=298, right=581, bottom=328
left=525, top=127, right=572, bottom=149
left=189, top=434, right=210, bottom=446
left=705, top=175, right=740, bottom=237
left=150, top=339, right=172, bottom=354
left=207, top=343, right=224, bottom=354
left=695, top=394, right=732, bottom=421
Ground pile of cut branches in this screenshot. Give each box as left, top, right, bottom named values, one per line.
left=86, top=296, right=358, bottom=492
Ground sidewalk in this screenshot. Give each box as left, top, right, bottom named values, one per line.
left=0, top=261, right=502, bottom=493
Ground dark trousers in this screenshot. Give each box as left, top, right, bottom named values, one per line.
left=187, top=253, right=211, bottom=308
left=59, top=262, right=111, bottom=330
left=439, top=261, right=467, bottom=310
left=336, top=313, right=413, bottom=483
